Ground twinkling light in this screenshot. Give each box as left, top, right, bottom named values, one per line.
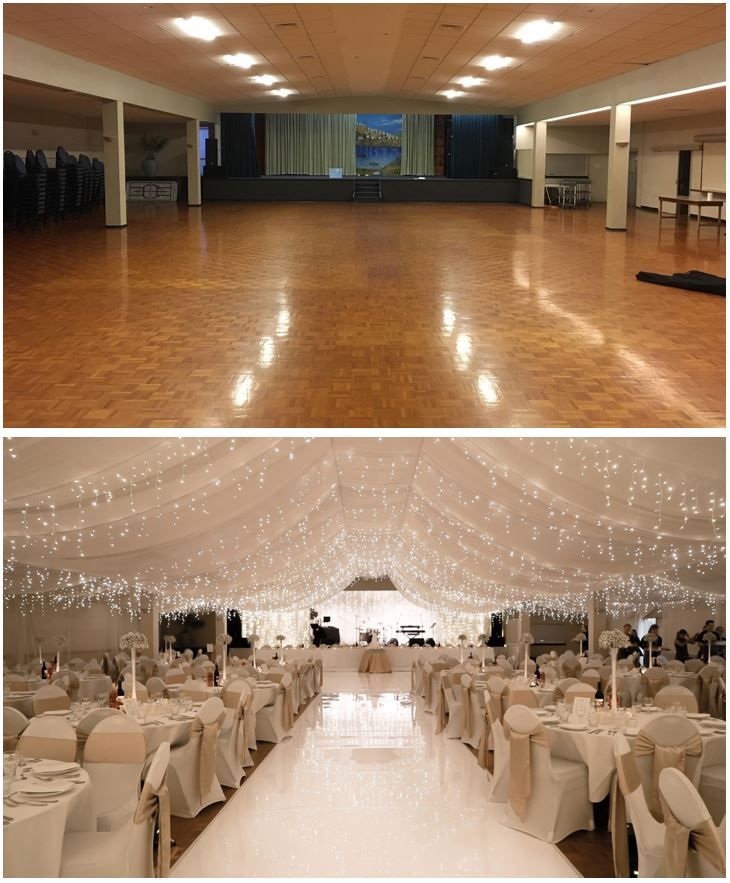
left=4, top=438, right=724, bottom=627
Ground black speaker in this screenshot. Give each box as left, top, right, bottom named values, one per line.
left=205, top=137, right=218, bottom=166
left=488, top=613, right=505, bottom=646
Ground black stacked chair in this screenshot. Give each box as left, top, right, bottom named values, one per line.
left=92, top=157, right=105, bottom=208
left=36, top=149, right=66, bottom=222
left=8, top=152, right=47, bottom=227
left=56, top=146, right=84, bottom=215
left=77, top=153, right=94, bottom=212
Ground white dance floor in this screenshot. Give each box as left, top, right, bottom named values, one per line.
left=172, top=672, right=579, bottom=877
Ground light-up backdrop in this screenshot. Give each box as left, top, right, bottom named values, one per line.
left=3, top=438, right=725, bottom=636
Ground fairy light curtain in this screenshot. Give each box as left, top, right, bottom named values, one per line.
left=4, top=438, right=725, bottom=621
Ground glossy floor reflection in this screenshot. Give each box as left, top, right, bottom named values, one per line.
left=171, top=672, right=579, bottom=877
left=4, top=203, right=724, bottom=427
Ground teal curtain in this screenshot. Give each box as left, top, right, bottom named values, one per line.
left=401, top=114, right=434, bottom=176
left=265, top=114, right=356, bottom=175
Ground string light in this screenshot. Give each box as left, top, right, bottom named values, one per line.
left=4, top=439, right=724, bottom=640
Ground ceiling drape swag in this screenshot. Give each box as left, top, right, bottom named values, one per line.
left=265, top=114, right=356, bottom=175
left=401, top=115, right=435, bottom=176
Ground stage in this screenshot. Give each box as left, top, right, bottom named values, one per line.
left=235, top=645, right=465, bottom=671
left=203, top=174, right=521, bottom=203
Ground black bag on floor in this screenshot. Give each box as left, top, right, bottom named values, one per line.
left=636, top=269, right=725, bottom=296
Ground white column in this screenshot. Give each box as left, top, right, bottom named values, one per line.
left=606, top=103, right=632, bottom=230
left=101, top=99, right=126, bottom=227
left=530, top=121, right=547, bottom=208
left=186, top=118, right=201, bottom=207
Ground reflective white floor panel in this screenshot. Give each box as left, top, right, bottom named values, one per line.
left=172, top=671, right=580, bottom=877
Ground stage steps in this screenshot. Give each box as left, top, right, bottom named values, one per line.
left=353, top=177, right=382, bottom=201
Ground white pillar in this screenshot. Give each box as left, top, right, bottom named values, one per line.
left=530, top=121, right=547, bottom=208
left=606, top=103, right=632, bottom=230
left=101, top=99, right=126, bottom=227
left=186, top=118, right=201, bottom=207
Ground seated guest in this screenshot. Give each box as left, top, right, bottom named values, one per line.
left=674, top=629, right=691, bottom=662
left=641, top=624, right=662, bottom=665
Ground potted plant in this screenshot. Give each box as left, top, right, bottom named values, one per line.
left=141, top=133, right=170, bottom=177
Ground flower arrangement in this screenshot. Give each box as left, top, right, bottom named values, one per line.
left=163, top=634, right=176, bottom=644
left=457, top=634, right=467, bottom=644
left=572, top=631, right=587, bottom=656
left=478, top=633, right=488, bottom=643
left=599, top=630, right=629, bottom=711
left=120, top=632, right=149, bottom=651
left=598, top=629, right=630, bottom=650
left=216, top=634, right=233, bottom=645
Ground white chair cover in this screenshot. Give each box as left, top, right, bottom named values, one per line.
left=60, top=741, right=171, bottom=878
left=3, top=705, right=29, bottom=751
left=658, top=767, right=725, bottom=878
left=33, top=683, right=72, bottom=716
left=165, top=667, right=186, bottom=685
left=145, top=676, right=167, bottom=698
left=217, top=679, right=252, bottom=787
left=564, top=683, right=596, bottom=705
left=167, top=698, right=226, bottom=818
left=654, top=684, right=699, bottom=712
left=84, top=715, right=146, bottom=831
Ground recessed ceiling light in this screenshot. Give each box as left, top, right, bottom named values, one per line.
left=174, top=16, right=221, bottom=42
left=481, top=55, right=513, bottom=71
left=270, top=88, right=296, bottom=97
left=515, top=20, right=561, bottom=44
left=457, top=76, right=485, bottom=88
left=441, top=90, right=464, bottom=100
left=252, top=74, right=278, bottom=86
left=223, top=53, right=256, bottom=69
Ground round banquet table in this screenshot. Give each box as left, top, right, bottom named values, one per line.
left=3, top=759, right=96, bottom=877
left=545, top=711, right=726, bottom=803
left=358, top=648, right=393, bottom=674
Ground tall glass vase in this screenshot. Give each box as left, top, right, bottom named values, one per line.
left=524, top=644, right=530, bottom=679
left=610, top=647, right=618, bottom=711
left=131, top=647, right=137, bottom=701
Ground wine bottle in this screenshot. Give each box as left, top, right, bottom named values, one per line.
left=41, top=660, right=48, bottom=680
left=214, top=663, right=220, bottom=686
left=117, top=676, right=125, bottom=698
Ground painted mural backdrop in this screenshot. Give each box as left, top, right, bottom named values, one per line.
left=356, top=114, right=402, bottom=175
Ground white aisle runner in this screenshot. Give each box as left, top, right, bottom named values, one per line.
left=172, top=672, right=579, bottom=877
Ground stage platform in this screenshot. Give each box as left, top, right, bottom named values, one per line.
left=203, top=175, right=520, bottom=203
left=230, top=646, right=481, bottom=671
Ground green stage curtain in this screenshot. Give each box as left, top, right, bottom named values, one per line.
left=265, top=114, right=356, bottom=175
left=401, top=115, right=435, bottom=176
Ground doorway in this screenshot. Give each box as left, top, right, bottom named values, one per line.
left=627, top=152, right=638, bottom=207
left=676, top=150, right=692, bottom=218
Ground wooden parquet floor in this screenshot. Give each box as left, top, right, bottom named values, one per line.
left=4, top=202, right=725, bottom=427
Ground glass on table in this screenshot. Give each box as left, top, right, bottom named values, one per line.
left=3, top=752, right=19, bottom=798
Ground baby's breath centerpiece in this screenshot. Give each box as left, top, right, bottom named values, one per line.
left=120, top=632, right=149, bottom=700
left=599, top=629, right=630, bottom=710
left=216, top=633, right=233, bottom=680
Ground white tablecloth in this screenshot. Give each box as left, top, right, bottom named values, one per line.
left=547, top=712, right=726, bottom=802
left=4, top=762, right=96, bottom=877
left=254, top=646, right=464, bottom=671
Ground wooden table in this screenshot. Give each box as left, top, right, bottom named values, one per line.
left=658, top=195, right=724, bottom=233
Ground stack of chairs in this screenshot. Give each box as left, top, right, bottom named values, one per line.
left=4, top=146, right=105, bottom=229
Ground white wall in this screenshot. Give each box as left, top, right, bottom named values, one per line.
left=4, top=115, right=104, bottom=165
left=633, top=112, right=725, bottom=218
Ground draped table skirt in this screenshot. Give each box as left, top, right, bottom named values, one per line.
left=358, top=649, right=393, bottom=673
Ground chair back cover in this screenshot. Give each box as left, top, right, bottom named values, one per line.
left=634, top=714, right=703, bottom=820
left=51, top=669, right=80, bottom=699
left=146, top=676, right=167, bottom=697
left=685, top=659, right=705, bottom=673
left=654, top=685, right=698, bottom=712
left=18, top=715, right=77, bottom=761
left=564, top=683, right=596, bottom=704
left=33, top=683, right=72, bottom=715
left=3, top=706, right=29, bottom=751
left=699, top=664, right=723, bottom=716
left=506, top=683, right=538, bottom=708
left=84, top=715, right=146, bottom=819
left=640, top=668, right=670, bottom=699
left=553, top=677, right=580, bottom=702
left=165, top=668, right=186, bottom=684
left=658, top=767, right=726, bottom=877
left=76, top=708, right=122, bottom=758
left=191, top=698, right=226, bottom=798
left=580, top=669, right=600, bottom=689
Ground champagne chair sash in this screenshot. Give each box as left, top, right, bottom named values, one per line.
left=84, top=731, right=146, bottom=763
left=134, top=777, right=171, bottom=877
left=241, top=690, right=254, bottom=762
left=641, top=671, right=670, bottom=699
left=503, top=719, right=549, bottom=820
left=280, top=682, right=295, bottom=731
left=33, top=692, right=72, bottom=715
left=18, top=733, right=76, bottom=761
left=659, top=793, right=725, bottom=877
left=191, top=710, right=226, bottom=798
left=4, top=734, right=19, bottom=751
left=434, top=678, right=448, bottom=735
left=699, top=667, right=722, bottom=717
left=461, top=678, right=474, bottom=736
left=221, top=688, right=249, bottom=764
left=610, top=747, right=644, bottom=879
left=634, top=730, right=703, bottom=821
left=477, top=691, right=503, bottom=769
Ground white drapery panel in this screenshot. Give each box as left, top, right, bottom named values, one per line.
left=4, top=438, right=724, bottom=619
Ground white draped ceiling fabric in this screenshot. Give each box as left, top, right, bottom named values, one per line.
left=3, top=438, right=725, bottom=624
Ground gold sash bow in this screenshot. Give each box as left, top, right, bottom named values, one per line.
left=503, top=720, right=549, bottom=820
left=659, top=793, right=726, bottom=877
left=477, top=691, right=503, bottom=769
left=221, top=689, right=249, bottom=764
left=191, top=711, right=225, bottom=799
left=634, top=730, right=703, bottom=821
left=4, top=734, right=19, bottom=752
left=461, top=683, right=473, bottom=737
left=134, top=778, right=171, bottom=877
left=699, top=668, right=721, bottom=717
left=610, top=747, right=644, bottom=878
left=281, top=683, right=294, bottom=730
